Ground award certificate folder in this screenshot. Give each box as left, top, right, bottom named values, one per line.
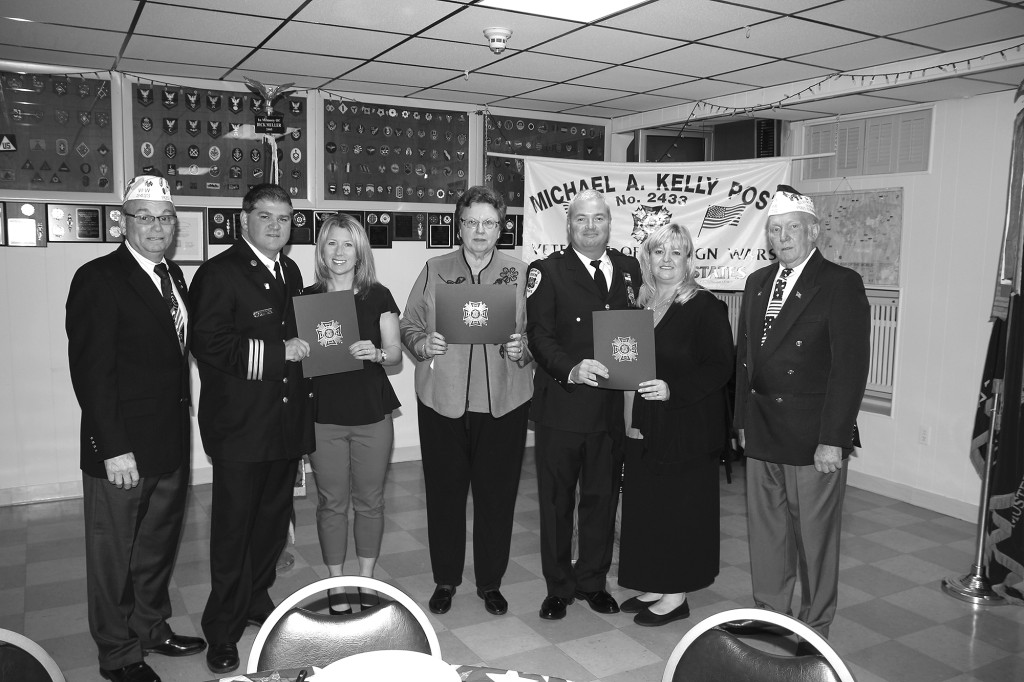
left=435, top=283, right=516, bottom=344
left=592, top=308, right=656, bottom=390
left=293, top=290, right=362, bottom=377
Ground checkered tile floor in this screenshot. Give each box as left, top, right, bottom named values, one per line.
left=2, top=449, right=1023, bottom=681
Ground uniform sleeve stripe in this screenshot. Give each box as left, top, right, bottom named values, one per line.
left=247, top=339, right=265, bottom=380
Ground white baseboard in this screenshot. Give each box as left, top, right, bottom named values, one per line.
left=847, top=469, right=978, bottom=522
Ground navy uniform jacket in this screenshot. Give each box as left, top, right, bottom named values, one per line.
left=190, top=240, right=313, bottom=462
left=526, top=247, right=642, bottom=434
left=734, top=249, right=871, bottom=466
left=66, top=244, right=191, bottom=478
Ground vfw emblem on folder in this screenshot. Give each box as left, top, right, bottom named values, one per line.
left=611, top=336, right=639, bottom=363
left=463, top=301, right=489, bottom=327
left=316, top=320, right=343, bottom=347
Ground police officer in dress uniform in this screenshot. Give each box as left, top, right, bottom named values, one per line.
left=526, top=189, right=642, bottom=620
left=189, top=184, right=313, bottom=674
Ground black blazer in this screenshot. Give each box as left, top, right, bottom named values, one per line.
left=66, top=243, right=191, bottom=478
left=189, top=240, right=313, bottom=462
left=734, top=250, right=871, bottom=466
left=526, top=247, right=642, bottom=434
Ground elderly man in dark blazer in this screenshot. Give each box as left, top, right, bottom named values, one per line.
left=728, top=185, right=870, bottom=648
left=526, top=189, right=642, bottom=620
left=190, top=184, right=313, bottom=674
left=67, top=175, right=205, bottom=682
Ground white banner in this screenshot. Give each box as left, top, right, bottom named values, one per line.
left=523, top=157, right=791, bottom=290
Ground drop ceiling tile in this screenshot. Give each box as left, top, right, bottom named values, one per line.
left=0, top=22, right=125, bottom=56
left=872, top=76, right=1015, bottom=103
left=789, top=93, right=916, bottom=116
left=0, top=46, right=112, bottom=70
left=703, top=17, right=868, bottom=59
left=967, top=64, right=1024, bottom=86
left=117, top=58, right=229, bottom=80
left=295, top=0, right=458, bottom=33
left=722, top=60, right=834, bottom=88
left=569, top=66, right=689, bottom=92
left=228, top=69, right=326, bottom=89
left=122, top=36, right=250, bottom=68
left=893, top=7, right=1024, bottom=52
left=520, top=83, right=633, bottom=106
left=135, top=5, right=280, bottom=46
left=630, top=43, right=771, bottom=77
left=488, top=96, right=577, bottom=112
left=728, top=0, right=841, bottom=13
left=478, top=51, right=607, bottom=81
left=343, top=61, right=461, bottom=88
left=598, top=0, right=777, bottom=41
left=413, top=88, right=493, bottom=105
left=562, top=104, right=633, bottom=117
left=534, top=25, right=683, bottom=64
left=796, top=38, right=938, bottom=72
left=798, top=0, right=997, bottom=36
left=595, top=92, right=684, bottom=111
left=238, top=50, right=363, bottom=79
left=380, top=37, right=509, bottom=72
left=439, top=72, right=554, bottom=96
left=1, top=0, right=135, bottom=30
left=322, top=80, right=422, bottom=98
left=263, top=23, right=405, bottom=59
left=650, top=78, right=752, bottom=100
left=421, top=6, right=580, bottom=47
left=162, top=0, right=308, bottom=18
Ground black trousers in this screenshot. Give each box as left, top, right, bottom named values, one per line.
left=83, top=463, right=189, bottom=669
left=202, top=457, right=298, bottom=646
left=535, top=425, right=622, bottom=598
left=417, top=400, right=529, bottom=590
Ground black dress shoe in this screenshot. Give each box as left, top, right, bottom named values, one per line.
left=539, top=595, right=574, bottom=620
left=574, top=589, right=619, bottom=614
left=99, top=661, right=161, bottom=682
left=634, top=600, right=690, bottom=627
left=717, top=618, right=788, bottom=636
left=476, top=588, right=508, bottom=615
left=428, top=584, right=456, bottom=614
left=247, top=610, right=274, bottom=627
left=795, top=641, right=820, bottom=656
left=206, top=642, right=239, bottom=674
left=143, top=633, right=206, bottom=657
left=620, top=595, right=658, bottom=614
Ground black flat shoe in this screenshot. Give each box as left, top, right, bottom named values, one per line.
left=634, top=600, right=690, bottom=627
left=717, top=618, right=788, bottom=637
left=100, top=661, right=161, bottom=682
left=619, top=595, right=658, bottom=614
left=328, top=590, right=351, bottom=615
left=574, top=589, right=619, bottom=614
left=428, top=584, right=455, bottom=614
left=359, top=587, right=380, bottom=609
left=476, top=588, right=508, bottom=615
left=205, top=642, right=239, bottom=674
left=143, top=633, right=206, bottom=657
left=539, top=595, right=573, bottom=620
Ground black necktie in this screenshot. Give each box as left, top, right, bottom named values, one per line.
left=154, top=263, right=185, bottom=350
left=590, top=259, right=608, bottom=299
left=273, top=261, right=286, bottom=293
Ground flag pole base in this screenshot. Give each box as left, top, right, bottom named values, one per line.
left=942, top=572, right=1007, bottom=605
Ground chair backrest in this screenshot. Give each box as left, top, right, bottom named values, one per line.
left=0, top=629, right=65, bottom=682
left=246, top=576, right=441, bottom=673
left=662, top=608, right=856, bottom=682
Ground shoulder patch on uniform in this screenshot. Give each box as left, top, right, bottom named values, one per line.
left=526, top=268, right=542, bottom=298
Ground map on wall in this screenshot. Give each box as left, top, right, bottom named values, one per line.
left=809, top=189, right=903, bottom=287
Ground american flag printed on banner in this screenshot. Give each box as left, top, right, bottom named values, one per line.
left=699, top=204, right=747, bottom=236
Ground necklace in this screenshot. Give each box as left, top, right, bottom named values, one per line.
left=648, top=295, right=674, bottom=311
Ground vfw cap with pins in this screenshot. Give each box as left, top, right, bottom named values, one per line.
left=767, top=184, right=816, bottom=218
left=124, top=175, right=172, bottom=202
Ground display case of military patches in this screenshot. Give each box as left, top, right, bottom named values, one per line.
left=0, top=72, right=115, bottom=194
left=130, top=84, right=308, bottom=200
left=323, top=99, right=469, bottom=204
left=484, top=114, right=606, bottom=208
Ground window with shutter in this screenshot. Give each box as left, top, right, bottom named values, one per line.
left=802, top=108, right=931, bottom=180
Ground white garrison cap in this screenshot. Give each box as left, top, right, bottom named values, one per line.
left=767, top=184, right=816, bottom=218
left=124, top=175, right=172, bottom=203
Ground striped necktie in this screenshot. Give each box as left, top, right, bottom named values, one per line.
left=154, top=263, right=185, bottom=351
left=761, top=267, right=793, bottom=345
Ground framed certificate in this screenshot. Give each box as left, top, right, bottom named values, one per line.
left=166, top=208, right=206, bottom=264
left=435, top=283, right=516, bottom=344
left=294, top=290, right=362, bottom=377
left=593, top=308, right=656, bottom=390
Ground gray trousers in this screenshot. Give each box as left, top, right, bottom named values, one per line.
left=745, top=458, right=848, bottom=636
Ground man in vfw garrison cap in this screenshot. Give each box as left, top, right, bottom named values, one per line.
left=189, top=184, right=313, bottom=673
left=67, top=175, right=205, bottom=682
left=726, top=185, right=871, bottom=649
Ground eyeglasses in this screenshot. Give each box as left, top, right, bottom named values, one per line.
left=124, top=212, right=177, bottom=225
left=460, top=218, right=500, bottom=231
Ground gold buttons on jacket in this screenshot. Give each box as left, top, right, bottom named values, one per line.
left=796, top=340, right=803, bottom=347
left=776, top=397, right=783, bottom=403
left=787, top=369, right=794, bottom=374
left=282, top=377, right=288, bottom=383
left=282, top=397, right=289, bottom=403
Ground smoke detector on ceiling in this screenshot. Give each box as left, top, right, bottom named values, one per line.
left=483, top=27, right=512, bottom=54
